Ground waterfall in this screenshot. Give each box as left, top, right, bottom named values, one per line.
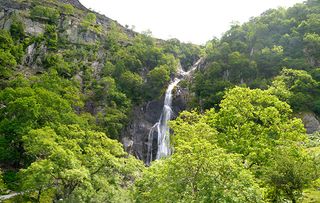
left=146, top=58, right=202, bottom=165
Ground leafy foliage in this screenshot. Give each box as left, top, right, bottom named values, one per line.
left=1, top=0, right=319, bottom=202
left=163, top=87, right=316, bottom=202
left=20, top=125, right=143, bottom=202
left=192, top=0, right=320, bottom=113
left=81, top=13, right=102, bottom=33
left=30, top=5, right=60, bottom=24
left=0, top=170, right=6, bottom=194
left=136, top=140, right=264, bottom=203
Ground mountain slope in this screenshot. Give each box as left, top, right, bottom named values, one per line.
left=193, top=0, right=320, bottom=117
left=0, top=1, right=201, bottom=200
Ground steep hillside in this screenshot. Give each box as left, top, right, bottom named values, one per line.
left=192, top=0, right=320, bottom=119
left=0, top=0, right=319, bottom=202
left=0, top=0, right=201, bottom=160
left=0, top=0, right=201, bottom=201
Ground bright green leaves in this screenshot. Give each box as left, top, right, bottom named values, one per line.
left=210, top=87, right=306, bottom=166
left=0, top=30, right=23, bottom=81
left=81, top=13, right=102, bottom=34
left=139, top=86, right=316, bottom=202
left=44, top=25, right=58, bottom=50
left=136, top=136, right=264, bottom=203
left=0, top=86, right=82, bottom=166
left=263, top=145, right=317, bottom=202
left=271, top=68, right=320, bottom=112
left=20, top=124, right=143, bottom=202
left=30, top=5, right=60, bottom=24
left=144, top=65, right=170, bottom=99
left=118, top=71, right=144, bottom=103
left=170, top=110, right=217, bottom=149
left=0, top=49, right=17, bottom=79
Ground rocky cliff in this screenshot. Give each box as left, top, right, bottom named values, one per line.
left=0, top=0, right=199, bottom=164
left=0, top=0, right=132, bottom=73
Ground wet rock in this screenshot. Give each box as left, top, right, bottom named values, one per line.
left=121, top=99, right=163, bottom=162
left=121, top=83, right=192, bottom=163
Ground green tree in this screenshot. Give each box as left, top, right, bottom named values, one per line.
left=44, top=25, right=58, bottom=50
left=254, top=45, right=284, bottom=78
left=209, top=87, right=307, bottom=167
left=0, top=86, right=83, bottom=166
left=170, top=87, right=316, bottom=202
left=0, top=30, right=18, bottom=81
left=303, top=33, right=320, bottom=66
left=135, top=135, right=264, bottom=202
left=10, top=16, right=25, bottom=41
left=118, top=71, right=143, bottom=103
left=0, top=49, right=17, bottom=79
left=93, top=77, right=131, bottom=138
left=271, top=68, right=319, bottom=111
left=105, top=22, right=128, bottom=53
left=20, top=125, right=143, bottom=202
left=144, top=65, right=170, bottom=99
left=263, top=146, right=316, bottom=202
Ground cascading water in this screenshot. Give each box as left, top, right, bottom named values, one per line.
left=146, top=59, right=202, bottom=165
left=156, top=78, right=180, bottom=159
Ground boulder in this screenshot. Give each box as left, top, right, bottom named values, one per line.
left=297, top=112, right=320, bottom=134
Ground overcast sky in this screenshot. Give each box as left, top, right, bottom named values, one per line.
left=80, top=0, right=304, bottom=45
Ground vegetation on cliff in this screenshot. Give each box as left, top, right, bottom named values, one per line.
left=0, top=0, right=319, bottom=202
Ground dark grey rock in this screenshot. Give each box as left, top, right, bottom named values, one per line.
left=298, top=112, right=320, bottom=134
left=121, top=82, right=192, bottom=164
left=121, top=99, right=163, bottom=162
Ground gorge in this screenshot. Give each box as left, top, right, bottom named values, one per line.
left=0, top=0, right=319, bottom=202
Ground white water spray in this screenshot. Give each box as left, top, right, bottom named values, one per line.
left=146, top=59, right=202, bottom=165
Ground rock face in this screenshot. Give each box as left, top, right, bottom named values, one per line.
left=57, top=0, right=87, bottom=10
left=121, top=83, right=191, bottom=163
left=122, top=99, right=163, bottom=161
left=121, top=60, right=202, bottom=164
left=298, top=112, right=320, bottom=134
left=0, top=0, right=119, bottom=74
left=0, top=0, right=193, bottom=164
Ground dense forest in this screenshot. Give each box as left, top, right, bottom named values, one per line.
left=0, top=0, right=319, bottom=202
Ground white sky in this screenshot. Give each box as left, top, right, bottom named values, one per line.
left=80, top=0, right=304, bottom=45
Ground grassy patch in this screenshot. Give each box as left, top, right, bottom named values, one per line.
left=303, top=189, right=320, bottom=203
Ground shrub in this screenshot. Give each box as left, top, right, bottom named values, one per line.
left=44, top=24, right=58, bottom=49
left=30, top=6, right=60, bottom=24
left=81, top=13, right=102, bottom=34
left=10, top=17, right=25, bottom=41
left=61, top=4, right=75, bottom=15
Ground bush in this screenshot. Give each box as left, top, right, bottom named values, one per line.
left=61, top=4, right=75, bottom=15
left=144, top=65, right=170, bottom=99
left=81, top=13, right=102, bottom=33
left=30, top=6, right=60, bottom=24
left=44, top=53, right=72, bottom=77
left=0, top=30, right=14, bottom=50
left=0, top=49, right=17, bottom=78
left=0, top=170, right=6, bottom=194
left=44, top=24, right=58, bottom=49
left=3, top=170, right=19, bottom=191
left=10, top=17, right=25, bottom=41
